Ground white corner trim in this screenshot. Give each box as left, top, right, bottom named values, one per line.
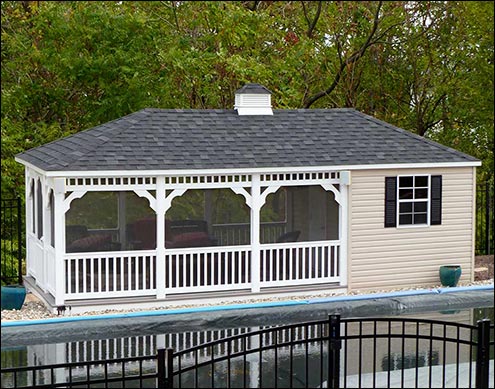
left=340, top=171, right=351, bottom=185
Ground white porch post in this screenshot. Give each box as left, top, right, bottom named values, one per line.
left=250, top=174, right=261, bottom=293
left=53, top=178, right=66, bottom=306
left=339, top=172, right=350, bottom=287
left=41, top=178, right=50, bottom=293
left=33, top=175, right=48, bottom=292
left=24, top=168, right=32, bottom=278
left=156, top=176, right=166, bottom=299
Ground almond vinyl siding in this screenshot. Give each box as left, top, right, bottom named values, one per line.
left=348, top=167, right=475, bottom=291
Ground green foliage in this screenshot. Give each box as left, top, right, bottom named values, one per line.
left=1, top=1, right=493, bottom=199
left=343, top=1, right=494, bottom=180
left=261, top=189, right=287, bottom=223
left=67, top=192, right=119, bottom=229
left=167, top=189, right=250, bottom=224
left=66, top=191, right=156, bottom=229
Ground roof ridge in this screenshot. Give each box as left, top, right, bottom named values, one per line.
left=350, top=110, right=478, bottom=162
left=69, top=109, right=152, bottom=165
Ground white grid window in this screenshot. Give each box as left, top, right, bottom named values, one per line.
left=397, top=175, right=430, bottom=226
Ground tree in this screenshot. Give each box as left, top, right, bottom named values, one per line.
left=353, top=1, right=494, bottom=180
left=1, top=1, right=493, bottom=199
left=1, top=1, right=164, bottom=197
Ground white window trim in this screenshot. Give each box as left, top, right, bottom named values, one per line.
left=396, top=174, right=431, bottom=228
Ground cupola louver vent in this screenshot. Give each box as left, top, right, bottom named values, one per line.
left=234, top=83, right=273, bottom=115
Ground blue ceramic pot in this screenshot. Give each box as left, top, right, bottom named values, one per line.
left=439, top=265, right=462, bottom=287
left=1, top=285, right=27, bottom=310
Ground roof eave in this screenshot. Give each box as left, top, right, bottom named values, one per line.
left=19, top=161, right=481, bottom=178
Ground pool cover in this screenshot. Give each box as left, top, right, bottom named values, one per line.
left=1, top=287, right=493, bottom=347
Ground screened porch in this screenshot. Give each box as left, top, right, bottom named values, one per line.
left=25, top=171, right=348, bottom=306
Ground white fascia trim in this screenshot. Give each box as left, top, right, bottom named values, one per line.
left=15, top=158, right=48, bottom=176
left=31, top=161, right=482, bottom=178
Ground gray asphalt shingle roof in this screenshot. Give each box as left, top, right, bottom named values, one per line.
left=16, top=108, right=479, bottom=172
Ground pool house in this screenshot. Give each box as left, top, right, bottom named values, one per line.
left=15, top=84, right=481, bottom=313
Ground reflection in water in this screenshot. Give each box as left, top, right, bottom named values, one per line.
left=1, top=307, right=493, bottom=388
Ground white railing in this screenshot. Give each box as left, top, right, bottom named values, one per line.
left=66, top=328, right=253, bottom=364
left=67, top=335, right=157, bottom=363
left=211, top=223, right=250, bottom=246
left=39, top=325, right=325, bottom=367
left=165, top=246, right=252, bottom=294
left=260, top=240, right=340, bottom=287
left=45, top=246, right=56, bottom=295
left=57, top=241, right=341, bottom=301
left=211, top=222, right=286, bottom=246
left=64, top=251, right=156, bottom=299
left=27, top=233, right=43, bottom=282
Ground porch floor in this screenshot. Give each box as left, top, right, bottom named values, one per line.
left=23, top=275, right=345, bottom=315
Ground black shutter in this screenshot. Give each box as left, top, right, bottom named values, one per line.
left=430, top=175, right=442, bottom=225
left=384, top=177, right=397, bottom=227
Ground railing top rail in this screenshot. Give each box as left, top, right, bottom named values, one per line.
left=343, top=333, right=476, bottom=346
left=344, top=316, right=478, bottom=330
left=63, top=249, right=157, bottom=259
left=164, top=244, right=252, bottom=254
left=260, top=239, right=341, bottom=249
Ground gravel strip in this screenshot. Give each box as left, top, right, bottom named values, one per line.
left=2, top=279, right=493, bottom=323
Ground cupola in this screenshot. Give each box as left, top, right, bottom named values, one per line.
left=234, top=83, right=273, bottom=115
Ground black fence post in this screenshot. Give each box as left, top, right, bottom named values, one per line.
left=486, top=182, right=492, bottom=255
left=475, top=319, right=490, bottom=389
left=166, top=347, right=174, bottom=388
left=328, top=314, right=341, bottom=389
left=17, top=197, right=23, bottom=285
left=157, top=348, right=166, bottom=389
left=157, top=348, right=175, bottom=389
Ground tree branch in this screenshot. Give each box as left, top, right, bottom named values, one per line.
left=301, top=1, right=322, bottom=38
left=243, top=1, right=261, bottom=11
left=303, top=1, right=383, bottom=108
left=162, top=1, right=181, bottom=31
left=420, top=93, right=447, bottom=136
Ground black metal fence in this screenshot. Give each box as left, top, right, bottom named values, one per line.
left=2, top=315, right=493, bottom=388
left=476, top=179, right=494, bottom=255
left=0, top=354, right=158, bottom=388
left=1, top=197, right=23, bottom=285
